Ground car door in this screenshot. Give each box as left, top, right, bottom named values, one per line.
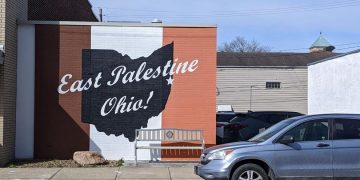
left=332, top=118, right=360, bottom=178
left=273, top=119, right=333, bottom=179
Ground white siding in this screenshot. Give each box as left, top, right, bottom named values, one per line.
left=89, top=26, right=163, bottom=160
left=217, top=67, right=308, bottom=114
left=15, top=24, right=35, bottom=159
left=308, top=52, right=360, bottom=114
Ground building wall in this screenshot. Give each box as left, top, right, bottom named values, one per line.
left=88, top=26, right=163, bottom=160
left=308, top=52, right=360, bottom=114
left=28, top=0, right=97, bottom=21
left=16, top=23, right=216, bottom=161
left=162, top=28, right=216, bottom=160
left=0, top=0, right=27, bottom=166
left=217, top=67, right=308, bottom=114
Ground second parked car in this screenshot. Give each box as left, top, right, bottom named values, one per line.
left=219, top=111, right=302, bottom=144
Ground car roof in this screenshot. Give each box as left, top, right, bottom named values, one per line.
left=289, top=114, right=360, bottom=123
left=216, top=112, right=244, bottom=115
left=249, top=111, right=299, bottom=113
left=302, top=113, right=360, bottom=118
left=248, top=111, right=302, bottom=114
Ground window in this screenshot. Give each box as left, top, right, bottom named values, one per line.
left=334, top=119, right=360, bottom=140
left=268, top=114, right=288, bottom=124
left=266, top=82, right=281, bottom=89
left=282, top=120, right=329, bottom=142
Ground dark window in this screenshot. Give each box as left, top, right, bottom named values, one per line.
left=268, top=114, right=288, bottom=124
left=229, top=114, right=251, bottom=123
left=216, top=114, right=238, bottom=122
left=251, top=114, right=269, bottom=122
left=283, top=120, right=329, bottom=142
left=334, top=119, right=360, bottom=140
left=266, top=82, right=281, bottom=89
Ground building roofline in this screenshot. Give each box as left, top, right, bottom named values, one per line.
left=18, top=20, right=217, bottom=28
left=308, top=49, right=360, bottom=66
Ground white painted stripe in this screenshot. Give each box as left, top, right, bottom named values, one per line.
left=16, top=25, right=35, bottom=159
left=89, top=26, right=163, bottom=160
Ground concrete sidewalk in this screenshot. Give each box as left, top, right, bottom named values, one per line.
left=0, top=166, right=202, bottom=180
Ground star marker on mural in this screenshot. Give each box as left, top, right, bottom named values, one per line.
left=166, top=76, right=174, bottom=85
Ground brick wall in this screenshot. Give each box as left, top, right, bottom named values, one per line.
left=28, top=0, right=98, bottom=21
left=0, top=0, right=27, bottom=166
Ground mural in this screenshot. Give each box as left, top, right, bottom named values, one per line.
left=82, top=43, right=173, bottom=141
left=57, top=42, right=200, bottom=142
left=20, top=25, right=216, bottom=160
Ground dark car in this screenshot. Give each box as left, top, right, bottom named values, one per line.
left=221, top=111, right=303, bottom=144
left=216, top=112, right=244, bottom=144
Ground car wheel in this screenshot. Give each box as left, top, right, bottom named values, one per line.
left=231, top=163, right=268, bottom=180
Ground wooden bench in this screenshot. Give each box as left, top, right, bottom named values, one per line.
left=134, top=128, right=205, bottom=165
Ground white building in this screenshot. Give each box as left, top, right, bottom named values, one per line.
left=308, top=50, right=360, bottom=114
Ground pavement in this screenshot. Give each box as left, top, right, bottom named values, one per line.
left=0, top=165, right=202, bottom=180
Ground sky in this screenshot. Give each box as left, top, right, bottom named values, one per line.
left=89, top=0, right=360, bottom=53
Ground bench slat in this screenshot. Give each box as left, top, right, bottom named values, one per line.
left=134, top=128, right=205, bottom=165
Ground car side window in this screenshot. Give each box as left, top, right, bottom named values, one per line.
left=282, top=119, right=329, bottom=142
left=334, top=119, right=360, bottom=140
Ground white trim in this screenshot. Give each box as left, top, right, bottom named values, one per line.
left=16, top=24, right=35, bottom=159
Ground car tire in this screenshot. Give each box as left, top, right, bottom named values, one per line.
left=231, top=163, right=268, bottom=180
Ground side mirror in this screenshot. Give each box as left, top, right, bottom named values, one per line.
left=279, top=135, right=294, bottom=144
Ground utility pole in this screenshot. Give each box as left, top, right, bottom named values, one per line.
left=99, top=8, right=103, bottom=22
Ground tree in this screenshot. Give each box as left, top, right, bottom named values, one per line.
left=220, top=36, right=270, bottom=53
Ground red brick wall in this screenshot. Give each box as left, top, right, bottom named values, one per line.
left=162, top=27, right=217, bottom=159
left=34, top=25, right=90, bottom=159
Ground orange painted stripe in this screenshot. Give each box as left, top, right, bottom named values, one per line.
left=162, top=27, right=217, bottom=160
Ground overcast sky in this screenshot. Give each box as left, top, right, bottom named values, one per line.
left=89, top=0, right=360, bottom=53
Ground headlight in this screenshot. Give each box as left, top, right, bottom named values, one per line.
left=207, top=149, right=233, bottom=160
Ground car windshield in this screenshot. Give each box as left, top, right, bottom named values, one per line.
left=248, top=117, right=297, bottom=142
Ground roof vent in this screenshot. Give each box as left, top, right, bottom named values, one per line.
left=152, top=19, right=162, bottom=23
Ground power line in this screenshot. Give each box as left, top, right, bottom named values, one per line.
left=94, top=0, right=360, bottom=15
left=336, top=45, right=360, bottom=50
left=98, top=0, right=360, bottom=18
left=278, top=42, right=360, bottom=52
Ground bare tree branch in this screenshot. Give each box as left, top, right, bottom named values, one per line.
left=219, top=37, right=270, bottom=52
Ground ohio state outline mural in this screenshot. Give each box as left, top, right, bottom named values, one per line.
left=57, top=42, right=199, bottom=142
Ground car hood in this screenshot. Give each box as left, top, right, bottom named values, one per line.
left=204, top=141, right=257, bottom=154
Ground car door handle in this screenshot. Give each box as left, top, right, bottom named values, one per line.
left=317, top=143, right=330, bottom=148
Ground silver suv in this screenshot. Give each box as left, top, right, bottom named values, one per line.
left=195, top=114, right=360, bottom=180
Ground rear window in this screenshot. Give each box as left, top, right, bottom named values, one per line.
left=229, top=114, right=251, bottom=123
left=216, top=114, right=238, bottom=122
